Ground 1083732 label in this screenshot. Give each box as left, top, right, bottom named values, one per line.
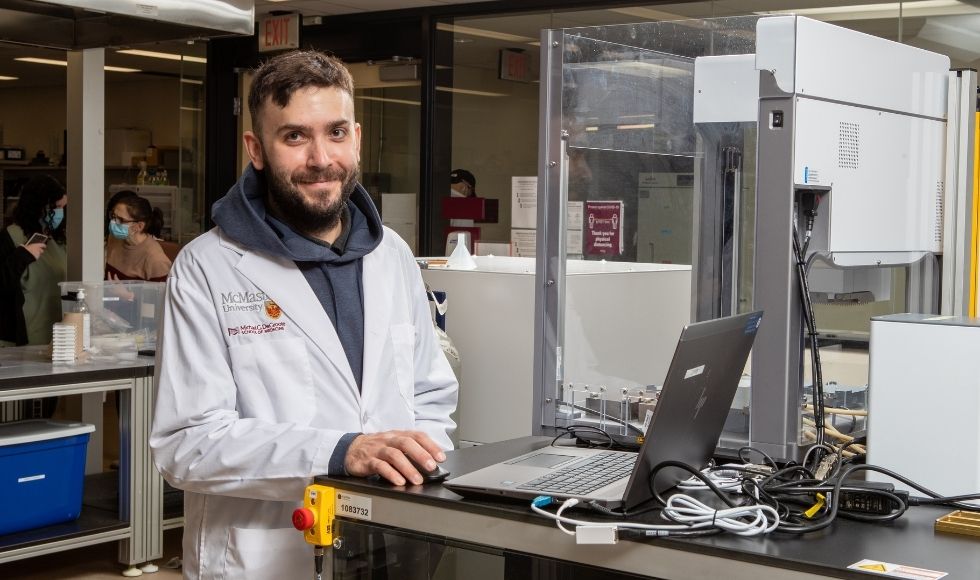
left=336, top=492, right=372, bottom=521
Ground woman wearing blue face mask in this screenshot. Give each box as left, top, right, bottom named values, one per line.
left=105, top=194, right=171, bottom=283
left=0, top=174, right=68, bottom=346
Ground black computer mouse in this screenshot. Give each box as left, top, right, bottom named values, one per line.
left=410, top=459, right=451, bottom=483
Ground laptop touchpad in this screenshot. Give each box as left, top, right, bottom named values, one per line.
left=507, top=453, right=577, bottom=468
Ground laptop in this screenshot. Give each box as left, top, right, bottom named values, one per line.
left=444, top=311, right=763, bottom=510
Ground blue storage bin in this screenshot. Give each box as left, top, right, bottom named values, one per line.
left=0, top=420, right=95, bottom=536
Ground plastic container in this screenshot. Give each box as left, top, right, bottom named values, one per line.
left=0, top=420, right=95, bottom=535
left=59, top=281, right=165, bottom=356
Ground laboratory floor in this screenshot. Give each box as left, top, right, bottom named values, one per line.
left=0, top=528, right=183, bottom=579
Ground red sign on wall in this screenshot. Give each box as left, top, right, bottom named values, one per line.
left=259, top=14, right=300, bottom=53
left=584, top=200, right=624, bottom=256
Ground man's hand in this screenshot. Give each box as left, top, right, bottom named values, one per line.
left=344, top=430, right=447, bottom=486
left=22, top=241, right=46, bottom=260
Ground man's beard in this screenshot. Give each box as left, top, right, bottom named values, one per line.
left=266, top=160, right=359, bottom=236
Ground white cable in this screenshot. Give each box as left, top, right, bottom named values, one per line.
left=554, top=498, right=579, bottom=535
left=530, top=493, right=780, bottom=538
left=663, top=495, right=780, bottom=536
left=675, top=466, right=746, bottom=493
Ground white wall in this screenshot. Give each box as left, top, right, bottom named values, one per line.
left=451, top=66, right=539, bottom=243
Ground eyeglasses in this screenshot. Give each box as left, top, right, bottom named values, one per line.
left=109, top=214, right=137, bottom=224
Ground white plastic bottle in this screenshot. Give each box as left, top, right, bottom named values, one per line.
left=76, top=288, right=91, bottom=351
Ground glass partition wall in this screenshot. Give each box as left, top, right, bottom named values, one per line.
left=535, top=15, right=945, bottom=458
left=537, top=16, right=762, bottom=453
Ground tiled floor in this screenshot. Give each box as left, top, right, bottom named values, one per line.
left=0, top=529, right=183, bottom=579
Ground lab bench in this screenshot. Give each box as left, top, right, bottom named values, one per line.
left=0, top=346, right=178, bottom=570
left=319, top=437, right=980, bottom=579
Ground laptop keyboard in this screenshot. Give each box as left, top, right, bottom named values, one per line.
left=516, top=451, right=637, bottom=496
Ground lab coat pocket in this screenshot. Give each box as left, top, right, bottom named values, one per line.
left=391, top=323, right=416, bottom=411
left=228, top=337, right=315, bottom=424
left=224, top=526, right=310, bottom=579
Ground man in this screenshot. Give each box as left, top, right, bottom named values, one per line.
left=449, top=168, right=476, bottom=198
left=448, top=168, right=477, bottom=229
left=150, top=50, right=458, bottom=579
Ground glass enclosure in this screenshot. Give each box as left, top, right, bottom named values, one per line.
left=541, top=16, right=762, bottom=450
left=538, top=15, right=934, bottom=457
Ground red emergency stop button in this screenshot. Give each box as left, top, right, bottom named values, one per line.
left=292, top=508, right=315, bottom=531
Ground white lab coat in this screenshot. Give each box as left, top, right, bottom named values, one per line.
left=150, top=226, right=458, bottom=580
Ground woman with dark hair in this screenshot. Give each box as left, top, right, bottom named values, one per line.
left=0, top=174, right=68, bottom=346
left=105, top=193, right=171, bottom=282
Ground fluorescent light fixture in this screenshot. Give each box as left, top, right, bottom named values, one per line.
left=16, top=57, right=139, bottom=72
left=574, top=60, right=691, bottom=79
left=117, top=49, right=207, bottom=64
left=181, top=78, right=204, bottom=85
left=0, top=75, right=18, bottom=81
left=15, top=57, right=67, bottom=66
left=759, top=0, right=972, bottom=21
left=435, top=86, right=508, bottom=97
left=616, top=123, right=656, bottom=130
left=436, top=22, right=536, bottom=43
left=609, top=7, right=690, bottom=21
left=180, top=106, right=202, bottom=112
left=356, top=95, right=421, bottom=106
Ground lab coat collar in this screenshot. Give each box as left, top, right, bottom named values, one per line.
left=220, top=230, right=360, bottom=397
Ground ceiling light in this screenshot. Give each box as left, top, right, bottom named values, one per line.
left=15, top=57, right=68, bottom=66
left=16, top=57, right=139, bottom=72
left=117, top=49, right=207, bottom=64
left=609, top=7, right=690, bottom=21
left=0, top=75, right=18, bottom=81
left=356, top=95, right=421, bottom=106
left=758, top=0, right=971, bottom=21
left=181, top=78, right=204, bottom=85
left=435, top=86, right=508, bottom=97
left=436, top=22, right=536, bottom=43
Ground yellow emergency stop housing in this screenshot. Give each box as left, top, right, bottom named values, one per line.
left=302, top=484, right=335, bottom=546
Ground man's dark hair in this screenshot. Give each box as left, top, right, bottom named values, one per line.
left=13, top=174, right=66, bottom=243
left=248, top=50, right=355, bottom=135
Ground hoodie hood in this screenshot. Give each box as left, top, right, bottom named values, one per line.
left=211, top=164, right=383, bottom=263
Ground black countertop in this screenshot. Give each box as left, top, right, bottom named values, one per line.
left=318, top=436, right=980, bottom=579
left=0, top=345, right=153, bottom=390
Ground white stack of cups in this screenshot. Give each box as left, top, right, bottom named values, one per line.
left=51, top=322, right=77, bottom=363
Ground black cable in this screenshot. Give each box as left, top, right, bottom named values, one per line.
left=560, top=402, right=646, bottom=435
left=646, top=460, right=742, bottom=509
left=550, top=425, right=614, bottom=448
left=737, top=446, right=778, bottom=470
left=793, top=226, right=826, bottom=445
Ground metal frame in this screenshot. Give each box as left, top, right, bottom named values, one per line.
left=330, top=486, right=830, bottom=580
left=941, top=69, right=978, bottom=316
left=746, top=73, right=806, bottom=460
left=0, top=375, right=163, bottom=567
left=532, top=28, right=567, bottom=435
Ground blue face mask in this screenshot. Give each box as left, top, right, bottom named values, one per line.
left=109, top=220, right=130, bottom=240
left=42, top=207, right=64, bottom=231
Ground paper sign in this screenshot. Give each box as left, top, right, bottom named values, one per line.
left=511, top=229, right=537, bottom=258
left=847, top=559, right=947, bottom=579
left=584, top=200, right=624, bottom=256
left=511, top=177, right=538, bottom=228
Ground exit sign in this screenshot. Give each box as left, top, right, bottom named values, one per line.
left=259, top=13, right=300, bottom=53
